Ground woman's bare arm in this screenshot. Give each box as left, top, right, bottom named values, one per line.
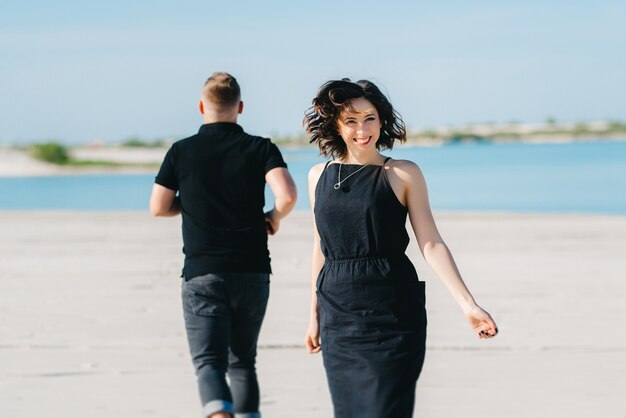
left=305, top=163, right=326, bottom=353
left=388, top=160, right=498, bottom=339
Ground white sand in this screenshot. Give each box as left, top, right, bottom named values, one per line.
left=0, top=211, right=624, bottom=417
left=71, top=146, right=167, bottom=165
left=0, top=148, right=63, bottom=176
left=0, top=147, right=165, bottom=177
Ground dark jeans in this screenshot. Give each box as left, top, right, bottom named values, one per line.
left=182, top=273, right=270, bottom=418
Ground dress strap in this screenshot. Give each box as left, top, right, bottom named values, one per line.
left=381, top=157, right=392, bottom=180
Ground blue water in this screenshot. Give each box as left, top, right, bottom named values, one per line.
left=1, top=140, right=625, bottom=214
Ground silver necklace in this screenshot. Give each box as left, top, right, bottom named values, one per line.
left=334, top=163, right=370, bottom=190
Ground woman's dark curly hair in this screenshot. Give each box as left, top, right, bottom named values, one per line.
left=303, top=78, right=406, bottom=159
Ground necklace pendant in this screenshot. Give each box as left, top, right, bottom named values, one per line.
left=334, top=162, right=369, bottom=191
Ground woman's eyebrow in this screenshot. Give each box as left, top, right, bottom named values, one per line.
left=344, top=112, right=376, bottom=119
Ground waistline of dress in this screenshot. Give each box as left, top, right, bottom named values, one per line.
left=324, top=254, right=409, bottom=263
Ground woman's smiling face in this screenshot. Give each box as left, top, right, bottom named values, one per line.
left=337, top=97, right=382, bottom=155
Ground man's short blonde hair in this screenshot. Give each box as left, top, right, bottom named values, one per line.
left=202, top=72, right=241, bottom=108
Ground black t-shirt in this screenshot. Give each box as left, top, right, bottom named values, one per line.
left=155, top=122, right=287, bottom=278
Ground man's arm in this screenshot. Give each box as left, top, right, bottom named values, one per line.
left=264, top=167, right=297, bottom=234
left=149, top=184, right=181, bottom=217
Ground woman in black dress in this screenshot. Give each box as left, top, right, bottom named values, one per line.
left=303, top=79, right=498, bottom=418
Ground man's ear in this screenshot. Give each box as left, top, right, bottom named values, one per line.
left=238, top=101, right=244, bottom=114
left=199, top=100, right=205, bottom=115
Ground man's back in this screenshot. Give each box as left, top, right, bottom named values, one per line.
left=150, top=72, right=296, bottom=418
left=155, top=122, right=287, bottom=278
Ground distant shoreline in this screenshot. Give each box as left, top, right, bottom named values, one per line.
left=1, top=136, right=625, bottom=177
left=0, top=147, right=162, bottom=177
left=386, top=134, right=626, bottom=148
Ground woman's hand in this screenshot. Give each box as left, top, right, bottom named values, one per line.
left=305, top=318, right=321, bottom=354
left=465, top=306, right=499, bottom=339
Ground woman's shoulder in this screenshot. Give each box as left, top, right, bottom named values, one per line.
left=308, top=161, right=329, bottom=184
left=385, top=159, right=429, bottom=197
left=385, top=158, right=424, bottom=180
left=309, top=161, right=328, bottom=176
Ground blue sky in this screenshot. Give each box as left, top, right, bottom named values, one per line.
left=1, top=0, right=625, bottom=144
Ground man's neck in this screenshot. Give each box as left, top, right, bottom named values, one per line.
left=203, top=115, right=238, bottom=124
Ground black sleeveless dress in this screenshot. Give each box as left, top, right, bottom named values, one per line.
left=314, top=158, right=427, bottom=418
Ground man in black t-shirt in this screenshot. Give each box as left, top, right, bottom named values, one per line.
left=150, top=72, right=297, bottom=418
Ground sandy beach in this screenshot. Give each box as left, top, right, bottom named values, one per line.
left=0, top=147, right=165, bottom=177
left=1, top=211, right=624, bottom=417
